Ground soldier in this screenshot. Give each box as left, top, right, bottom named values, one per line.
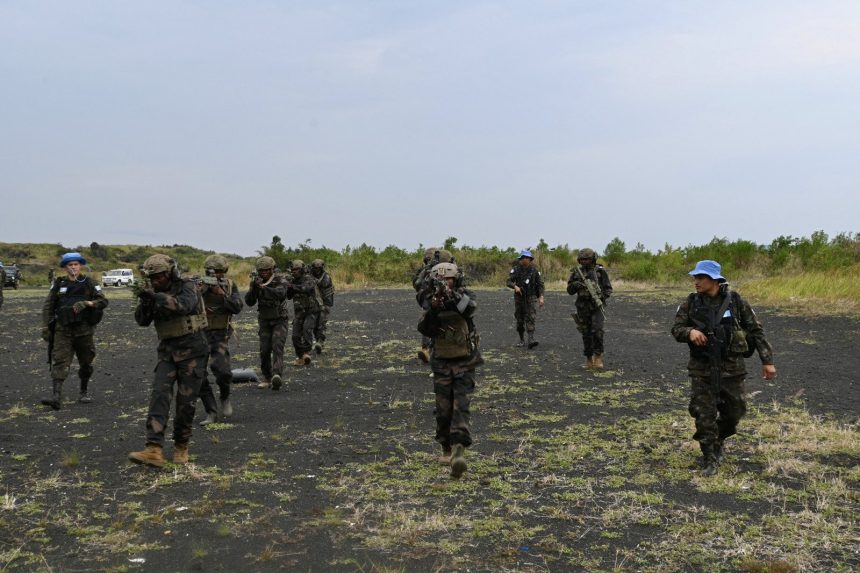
left=287, top=260, right=322, bottom=365
left=417, top=262, right=483, bottom=478
left=566, top=248, right=613, bottom=369
left=413, top=247, right=438, bottom=363
left=197, top=255, right=243, bottom=425
left=128, top=254, right=208, bottom=467
left=506, top=249, right=545, bottom=349
left=0, top=263, right=4, bottom=311
left=244, top=256, right=289, bottom=390
left=671, top=260, right=777, bottom=476
left=310, top=259, right=334, bottom=354
left=40, top=252, right=109, bottom=409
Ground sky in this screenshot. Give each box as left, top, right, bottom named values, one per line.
left=2, top=1, right=859, bottom=257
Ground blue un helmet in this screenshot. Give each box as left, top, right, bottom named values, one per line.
left=518, top=249, right=534, bottom=260
left=688, top=260, right=725, bottom=282
left=59, top=252, right=87, bottom=267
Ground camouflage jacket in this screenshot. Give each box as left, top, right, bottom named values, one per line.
left=412, top=262, right=433, bottom=293
left=315, top=272, right=334, bottom=307
left=42, top=275, right=109, bottom=334
left=566, top=265, right=612, bottom=305
left=288, top=272, right=322, bottom=314
left=417, top=286, right=484, bottom=371
left=671, top=288, right=774, bottom=377
left=134, top=278, right=208, bottom=358
left=201, top=279, right=243, bottom=329
left=244, top=275, right=289, bottom=320
left=506, top=265, right=545, bottom=299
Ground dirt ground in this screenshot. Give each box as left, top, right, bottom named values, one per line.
left=0, top=287, right=857, bottom=572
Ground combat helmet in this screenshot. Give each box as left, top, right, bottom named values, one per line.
left=142, top=254, right=176, bottom=277
left=437, top=249, right=454, bottom=263
left=577, top=248, right=597, bottom=263
left=423, top=247, right=438, bottom=263
left=59, top=252, right=87, bottom=267
left=291, top=260, right=305, bottom=274
left=255, top=256, right=276, bottom=271
left=311, top=259, right=325, bottom=269
left=204, top=255, right=229, bottom=272
left=431, top=262, right=459, bottom=280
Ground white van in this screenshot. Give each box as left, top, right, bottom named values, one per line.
left=102, top=268, right=135, bottom=287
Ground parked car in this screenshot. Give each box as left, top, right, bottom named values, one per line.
left=1, top=263, right=20, bottom=289
left=102, top=268, right=135, bottom=287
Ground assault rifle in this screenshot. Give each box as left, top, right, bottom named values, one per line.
left=575, top=266, right=605, bottom=317
left=431, top=278, right=453, bottom=309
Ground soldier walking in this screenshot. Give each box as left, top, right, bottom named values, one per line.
left=287, top=260, right=321, bottom=365
left=40, top=252, right=109, bottom=409
left=197, top=255, right=243, bottom=425
left=310, top=259, right=334, bottom=354
left=0, top=264, right=5, bottom=311
left=566, top=248, right=613, bottom=369
left=671, top=260, right=777, bottom=476
left=506, top=249, right=545, bottom=348
left=128, top=255, right=208, bottom=467
left=417, top=262, right=483, bottom=478
left=244, top=256, right=289, bottom=390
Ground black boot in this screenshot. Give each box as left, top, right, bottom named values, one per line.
left=516, top=329, right=525, bottom=347
left=700, top=443, right=719, bottom=476
left=527, top=331, right=539, bottom=349
left=41, top=379, right=63, bottom=410
left=713, top=439, right=725, bottom=463
left=78, top=378, right=92, bottom=403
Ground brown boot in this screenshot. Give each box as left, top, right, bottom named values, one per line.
left=293, top=357, right=304, bottom=366
left=584, top=356, right=593, bottom=369
left=417, top=347, right=430, bottom=363
left=128, top=444, right=165, bottom=468
left=437, top=445, right=452, bottom=464
left=592, top=353, right=604, bottom=369
left=173, top=443, right=189, bottom=464
left=257, top=377, right=270, bottom=389
left=302, top=353, right=312, bottom=365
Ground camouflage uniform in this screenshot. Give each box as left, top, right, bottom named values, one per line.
left=0, top=267, right=4, bottom=310
left=414, top=248, right=453, bottom=361
left=288, top=261, right=322, bottom=362
left=417, top=263, right=483, bottom=473
left=41, top=269, right=108, bottom=407
left=566, top=252, right=612, bottom=362
left=197, top=257, right=243, bottom=420
left=310, top=260, right=334, bottom=349
left=672, top=281, right=774, bottom=469
left=244, top=259, right=289, bottom=385
left=133, top=259, right=209, bottom=451
left=506, top=256, right=544, bottom=346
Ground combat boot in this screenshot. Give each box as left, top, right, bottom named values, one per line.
left=713, top=439, right=725, bottom=463
left=313, top=341, right=323, bottom=354
left=584, top=356, right=593, bottom=369
left=527, top=331, right=539, bottom=349
left=592, top=353, right=604, bottom=369
left=450, top=444, right=467, bottom=479
left=128, top=444, right=165, bottom=468
left=516, top=330, right=525, bottom=347
left=417, top=346, right=431, bottom=363
left=257, top=377, right=270, bottom=389
left=41, top=380, right=63, bottom=410
left=172, top=442, right=189, bottom=464
left=293, top=357, right=305, bottom=366
left=221, top=398, right=233, bottom=418
left=302, top=353, right=312, bottom=365
left=78, top=378, right=92, bottom=404
left=200, top=411, right=217, bottom=426
left=271, top=374, right=282, bottom=391
left=700, top=443, right=719, bottom=477
left=437, top=445, right=452, bottom=464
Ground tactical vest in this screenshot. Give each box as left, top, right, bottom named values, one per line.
left=54, top=277, right=102, bottom=326
left=687, top=291, right=749, bottom=360
left=432, top=310, right=473, bottom=359
left=154, top=281, right=208, bottom=340
left=511, top=266, right=538, bottom=297
left=257, top=279, right=287, bottom=320
left=203, top=280, right=234, bottom=330
left=318, top=274, right=335, bottom=307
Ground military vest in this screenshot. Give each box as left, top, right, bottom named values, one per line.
left=256, top=277, right=288, bottom=320
left=202, top=280, right=234, bottom=330
left=432, top=310, right=473, bottom=359
left=318, top=273, right=335, bottom=307
left=154, top=280, right=208, bottom=340
left=54, top=276, right=103, bottom=326
left=687, top=291, right=749, bottom=360
left=511, top=266, right=538, bottom=297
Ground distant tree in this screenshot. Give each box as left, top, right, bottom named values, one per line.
left=443, top=236, right=458, bottom=251
left=259, top=235, right=290, bottom=270
left=90, top=241, right=109, bottom=259
left=604, top=237, right=626, bottom=265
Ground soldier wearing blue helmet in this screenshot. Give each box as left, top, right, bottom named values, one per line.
left=506, top=249, right=545, bottom=348
left=40, top=252, right=109, bottom=409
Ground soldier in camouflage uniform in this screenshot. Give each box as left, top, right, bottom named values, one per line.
left=244, top=256, right=289, bottom=390
left=506, top=249, right=545, bottom=349
left=310, top=259, right=334, bottom=354
left=566, top=248, right=613, bottom=369
left=417, top=262, right=483, bottom=478
left=197, top=255, right=243, bottom=425
left=128, top=254, right=209, bottom=467
left=671, top=260, right=777, bottom=476
left=414, top=248, right=454, bottom=362
left=0, top=264, right=4, bottom=311
left=287, top=260, right=322, bottom=365
left=40, top=252, right=109, bottom=409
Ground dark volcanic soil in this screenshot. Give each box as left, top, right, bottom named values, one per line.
left=0, top=288, right=857, bottom=572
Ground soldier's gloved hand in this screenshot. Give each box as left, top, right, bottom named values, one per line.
left=41, top=327, right=51, bottom=342
left=72, top=300, right=89, bottom=314
left=138, top=288, right=156, bottom=301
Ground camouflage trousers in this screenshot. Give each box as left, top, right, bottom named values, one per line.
left=50, top=328, right=96, bottom=384
left=514, top=295, right=538, bottom=333
left=313, top=305, right=331, bottom=343
left=688, top=375, right=747, bottom=447
left=258, top=317, right=287, bottom=379
left=146, top=343, right=207, bottom=447
left=199, top=329, right=233, bottom=414
left=575, top=300, right=605, bottom=356
left=292, top=307, right=320, bottom=357
left=432, top=367, right=477, bottom=448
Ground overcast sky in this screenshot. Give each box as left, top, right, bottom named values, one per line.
left=2, top=1, right=858, bottom=257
